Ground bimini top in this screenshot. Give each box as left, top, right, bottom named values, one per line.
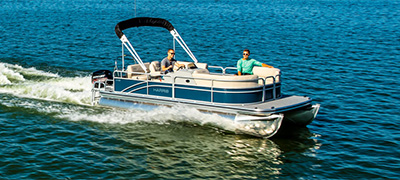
left=114, top=17, right=198, bottom=69
left=115, top=17, right=175, bottom=39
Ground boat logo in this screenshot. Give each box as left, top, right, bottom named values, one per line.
left=152, top=88, right=169, bottom=94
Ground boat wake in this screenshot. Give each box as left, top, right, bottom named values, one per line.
left=60, top=105, right=237, bottom=132
left=0, top=62, right=92, bottom=105
left=0, top=62, right=237, bottom=134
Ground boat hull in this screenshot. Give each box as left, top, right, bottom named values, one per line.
left=282, top=104, right=320, bottom=126
left=94, top=90, right=318, bottom=138
left=98, top=96, right=283, bottom=138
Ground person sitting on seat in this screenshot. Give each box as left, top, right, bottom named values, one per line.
left=237, top=49, right=273, bottom=76
left=161, top=49, right=185, bottom=74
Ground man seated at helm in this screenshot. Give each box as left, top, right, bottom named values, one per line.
left=161, top=49, right=185, bottom=74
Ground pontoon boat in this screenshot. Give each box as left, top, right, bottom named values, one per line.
left=91, top=17, right=320, bottom=138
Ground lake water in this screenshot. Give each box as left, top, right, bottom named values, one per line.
left=1, top=0, right=399, bottom=179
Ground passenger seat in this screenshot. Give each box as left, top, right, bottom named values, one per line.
left=149, top=61, right=161, bottom=77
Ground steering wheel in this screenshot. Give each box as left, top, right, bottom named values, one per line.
left=175, top=63, right=185, bottom=71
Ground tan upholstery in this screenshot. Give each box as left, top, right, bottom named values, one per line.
left=126, top=63, right=150, bottom=78
left=252, top=67, right=280, bottom=85
left=193, top=68, right=210, bottom=74
left=192, top=73, right=259, bottom=88
left=195, top=63, right=208, bottom=69
left=149, top=61, right=161, bottom=73
left=148, top=61, right=162, bottom=78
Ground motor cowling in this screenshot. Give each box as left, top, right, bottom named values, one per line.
left=92, top=70, right=113, bottom=88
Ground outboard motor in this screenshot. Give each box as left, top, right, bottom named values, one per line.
left=92, top=70, right=113, bottom=88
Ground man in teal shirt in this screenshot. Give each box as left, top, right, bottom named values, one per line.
left=237, top=49, right=273, bottom=75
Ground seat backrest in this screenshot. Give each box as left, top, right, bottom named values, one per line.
left=195, top=63, right=208, bottom=69
left=192, top=73, right=259, bottom=88
left=149, top=61, right=161, bottom=73
left=252, top=67, right=280, bottom=84
left=126, top=63, right=150, bottom=78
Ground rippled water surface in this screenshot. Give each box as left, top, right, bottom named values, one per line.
left=1, top=0, right=399, bottom=179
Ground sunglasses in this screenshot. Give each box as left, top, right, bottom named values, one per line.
left=243, top=53, right=249, bottom=55
left=169, top=52, right=175, bottom=55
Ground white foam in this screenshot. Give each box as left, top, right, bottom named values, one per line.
left=0, top=76, right=92, bottom=105
left=0, top=62, right=239, bottom=134
left=1, top=96, right=237, bottom=133
left=1, top=62, right=59, bottom=77
left=0, top=63, right=25, bottom=84
left=0, top=62, right=91, bottom=105
left=0, top=73, right=12, bottom=84
left=60, top=105, right=237, bottom=131
left=24, top=67, right=59, bottom=77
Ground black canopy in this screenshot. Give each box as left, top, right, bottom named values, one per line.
left=115, top=17, right=175, bottom=39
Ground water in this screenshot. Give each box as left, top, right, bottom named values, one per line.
left=1, top=0, right=399, bottom=179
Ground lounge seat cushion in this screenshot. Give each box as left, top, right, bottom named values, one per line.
left=192, top=73, right=259, bottom=88
left=149, top=61, right=161, bottom=72
left=252, top=67, right=280, bottom=84
left=126, top=63, right=150, bottom=78
left=195, top=63, right=208, bottom=69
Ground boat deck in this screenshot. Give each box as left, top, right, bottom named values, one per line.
left=238, top=95, right=312, bottom=112
left=209, top=95, right=312, bottom=114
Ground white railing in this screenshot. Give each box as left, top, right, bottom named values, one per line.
left=111, top=69, right=281, bottom=103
